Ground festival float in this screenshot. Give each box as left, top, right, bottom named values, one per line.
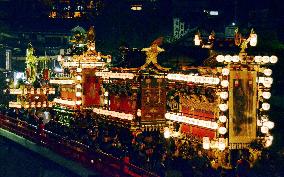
left=4, top=26, right=278, bottom=170
left=7, top=43, right=55, bottom=110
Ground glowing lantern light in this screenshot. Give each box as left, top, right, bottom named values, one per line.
left=262, top=92, right=271, bottom=99
left=76, top=84, right=82, bottom=89
left=104, top=92, right=109, bottom=97
left=262, top=56, right=270, bottom=63
left=262, top=103, right=270, bottom=111
left=265, top=136, right=273, bottom=147
left=263, top=121, right=274, bottom=129
left=137, top=109, right=141, bottom=117
left=76, top=100, right=82, bottom=105
left=76, top=92, right=82, bottom=97
left=216, top=55, right=224, bottom=62
left=77, top=68, right=82, bottom=72
left=224, top=55, right=231, bottom=62
left=219, top=104, right=228, bottom=111
left=254, top=56, right=262, bottom=63
left=270, top=55, right=278, bottom=64
left=194, top=35, right=201, bottom=46
left=218, top=138, right=226, bottom=151
left=218, top=127, right=227, bottom=134
left=221, top=80, right=229, bottom=87
left=263, top=69, right=272, bottom=76
left=76, top=75, right=82, bottom=81
left=261, top=126, right=269, bottom=134
left=219, top=115, right=227, bottom=123
left=164, top=127, right=171, bottom=139
left=104, top=99, right=108, bottom=105
left=222, top=68, right=230, bottom=76
left=250, top=33, right=257, bottom=46
left=232, top=55, right=240, bottom=62
left=203, top=137, right=210, bottom=150
left=220, top=92, right=228, bottom=100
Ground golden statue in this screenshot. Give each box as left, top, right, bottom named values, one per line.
left=140, top=37, right=169, bottom=71
left=26, top=43, right=37, bottom=83
left=235, top=28, right=257, bottom=53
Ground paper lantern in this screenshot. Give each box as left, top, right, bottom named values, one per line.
left=222, top=68, right=230, bottom=76
left=270, top=56, right=278, bottom=64
left=220, top=92, right=228, bottom=100
left=218, top=127, right=227, bottom=135
left=263, top=69, right=272, bottom=76
left=164, top=127, right=171, bottom=139
left=232, top=55, right=240, bottom=62
left=76, top=75, right=82, bottom=81
left=261, top=126, right=269, bottom=134
left=262, top=92, right=271, bottom=99
left=216, top=55, right=224, bottom=62
left=77, top=68, right=82, bottom=72
left=219, top=104, right=228, bottom=111
left=224, top=55, right=232, bottom=62
left=254, top=56, right=262, bottom=63
left=262, top=103, right=270, bottom=111
left=250, top=33, right=257, bottom=46
left=262, top=56, right=270, bottom=63
left=221, top=80, right=229, bottom=87
left=203, top=137, right=210, bottom=150
left=219, top=115, right=227, bottom=123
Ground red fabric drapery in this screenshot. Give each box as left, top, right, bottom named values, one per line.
left=83, top=76, right=101, bottom=106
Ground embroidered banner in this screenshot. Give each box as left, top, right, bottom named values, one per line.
left=229, top=70, right=257, bottom=144
left=141, top=78, right=166, bottom=124
left=83, top=75, right=101, bottom=107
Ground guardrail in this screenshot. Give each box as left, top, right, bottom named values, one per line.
left=0, top=114, right=158, bottom=177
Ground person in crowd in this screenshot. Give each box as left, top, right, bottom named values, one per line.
left=235, top=154, right=250, bottom=177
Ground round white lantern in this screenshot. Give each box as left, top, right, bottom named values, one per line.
left=216, top=55, right=225, bottom=62
left=254, top=56, right=262, bottom=63
left=203, top=137, right=210, bottom=150
left=218, top=127, right=227, bottom=135
left=219, top=104, right=228, bottom=111
left=219, top=115, right=227, bottom=123
left=164, top=128, right=171, bottom=139
left=232, top=55, right=240, bottom=62
left=76, top=75, right=82, bottom=81
left=220, top=92, right=228, bottom=100
left=270, top=55, right=278, bottom=64
left=76, top=84, right=82, bottom=89
left=262, top=92, right=271, bottom=99
left=77, top=68, right=82, bottom=72
left=250, top=33, right=257, bottom=47
left=76, top=92, right=82, bottom=97
left=263, top=69, right=272, bottom=76
left=104, top=92, right=109, bottom=97
left=262, top=103, right=270, bottom=111
left=262, top=56, right=270, bottom=63
left=264, top=121, right=275, bottom=129
left=222, top=68, right=230, bottom=76
left=221, top=80, right=229, bottom=87
left=137, top=109, right=142, bottom=117
left=261, top=126, right=269, bottom=134
left=224, top=55, right=232, bottom=62
left=218, top=142, right=226, bottom=151
left=76, top=100, right=82, bottom=105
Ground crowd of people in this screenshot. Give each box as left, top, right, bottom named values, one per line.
left=1, top=108, right=283, bottom=177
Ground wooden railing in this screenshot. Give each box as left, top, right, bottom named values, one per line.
left=0, top=114, right=158, bottom=177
